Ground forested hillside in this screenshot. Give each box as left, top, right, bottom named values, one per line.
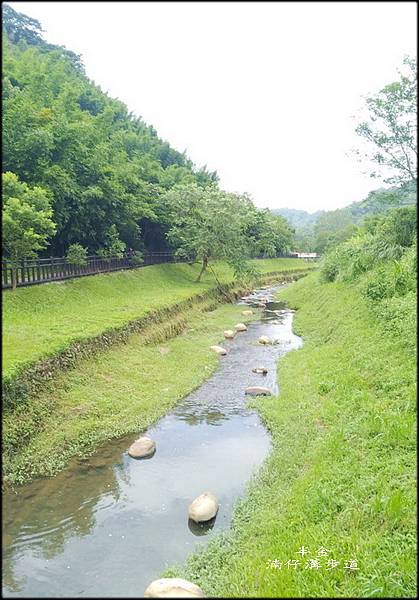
left=271, top=207, right=324, bottom=229
left=274, top=181, right=417, bottom=253
left=1, top=5, right=218, bottom=256
left=2, top=4, right=294, bottom=267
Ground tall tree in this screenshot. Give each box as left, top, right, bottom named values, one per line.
left=354, top=56, right=417, bottom=185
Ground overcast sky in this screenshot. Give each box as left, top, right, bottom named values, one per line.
left=8, top=1, right=418, bottom=212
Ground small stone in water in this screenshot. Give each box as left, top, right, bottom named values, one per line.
left=245, top=386, right=272, bottom=396
left=252, top=367, right=268, bottom=374
left=258, top=335, right=271, bottom=345
left=234, top=323, right=247, bottom=332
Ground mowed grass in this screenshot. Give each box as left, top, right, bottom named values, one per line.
left=164, top=271, right=416, bottom=597
left=3, top=299, right=262, bottom=487
left=3, top=258, right=309, bottom=377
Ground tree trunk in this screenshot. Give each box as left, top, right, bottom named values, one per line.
left=196, top=256, right=208, bottom=282
left=11, top=266, right=17, bottom=291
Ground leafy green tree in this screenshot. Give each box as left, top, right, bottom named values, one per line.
left=2, top=172, right=56, bottom=289
left=163, top=183, right=253, bottom=282
left=245, top=207, right=294, bottom=256
left=354, top=56, right=417, bottom=185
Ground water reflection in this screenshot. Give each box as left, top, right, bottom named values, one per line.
left=173, top=408, right=228, bottom=427
left=2, top=285, right=302, bottom=598
left=188, top=517, right=216, bottom=537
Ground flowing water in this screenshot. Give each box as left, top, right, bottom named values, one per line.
left=2, top=285, right=302, bottom=598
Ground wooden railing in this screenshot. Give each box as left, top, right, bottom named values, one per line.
left=1, top=252, right=177, bottom=289
left=2, top=252, right=303, bottom=290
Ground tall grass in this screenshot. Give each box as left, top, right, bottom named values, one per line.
left=163, top=272, right=416, bottom=597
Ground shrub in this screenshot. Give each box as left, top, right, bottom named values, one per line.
left=320, top=249, right=340, bottom=282
left=130, top=251, right=144, bottom=266
left=97, top=225, right=126, bottom=261
left=66, top=243, right=88, bottom=266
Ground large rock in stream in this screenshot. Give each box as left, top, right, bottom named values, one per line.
left=128, top=436, right=156, bottom=459
left=188, top=491, right=219, bottom=523
left=258, top=335, right=272, bottom=345
left=234, top=323, right=247, bottom=332
left=144, top=578, right=204, bottom=598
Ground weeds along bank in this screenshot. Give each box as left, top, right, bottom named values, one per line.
left=166, top=271, right=416, bottom=598
left=3, top=259, right=313, bottom=487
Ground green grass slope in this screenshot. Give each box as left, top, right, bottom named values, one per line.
left=165, top=271, right=416, bottom=598
left=3, top=296, right=261, bottom=486
left=2, top=258, right=310, bottom=378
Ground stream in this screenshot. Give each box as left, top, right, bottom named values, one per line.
left=2, top=284, right=302, bottom=598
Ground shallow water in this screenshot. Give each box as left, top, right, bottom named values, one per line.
left=2, top=285, right=302, bottom=598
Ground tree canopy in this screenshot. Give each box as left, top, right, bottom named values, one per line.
left=354, top=55, right=417, bottom=186
left=161, top=183, right=294, bottom=281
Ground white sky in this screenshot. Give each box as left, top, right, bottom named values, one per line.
left=7, top=1, right=418, bottom=212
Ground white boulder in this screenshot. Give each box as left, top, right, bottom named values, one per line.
left=210, top=345, right=227, bottom=355
left=234, top=323, right=247, bottom=332
left=223, top=330, right=235, bottom=339
left=252, top=367, right=268, bottom=374
left=258, top=335, right=271, bottom=345
left=144, top=578, right=204, bottom=598
left=245, top=386, right=272, bottom=396
left=188, top=491, right=219, bottom=523
left=128, top=436, right=156, bottom=459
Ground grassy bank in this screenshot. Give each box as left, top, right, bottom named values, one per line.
left=165, top=271, right=416, bottom=597
left=3, top=258, right=309, bottom=379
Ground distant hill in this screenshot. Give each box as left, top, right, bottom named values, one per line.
left=271, top=208, right=324, bottom=229
left=273, top=182, right=416, bottom=252
left=348, top=182, right=417, bottom=222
